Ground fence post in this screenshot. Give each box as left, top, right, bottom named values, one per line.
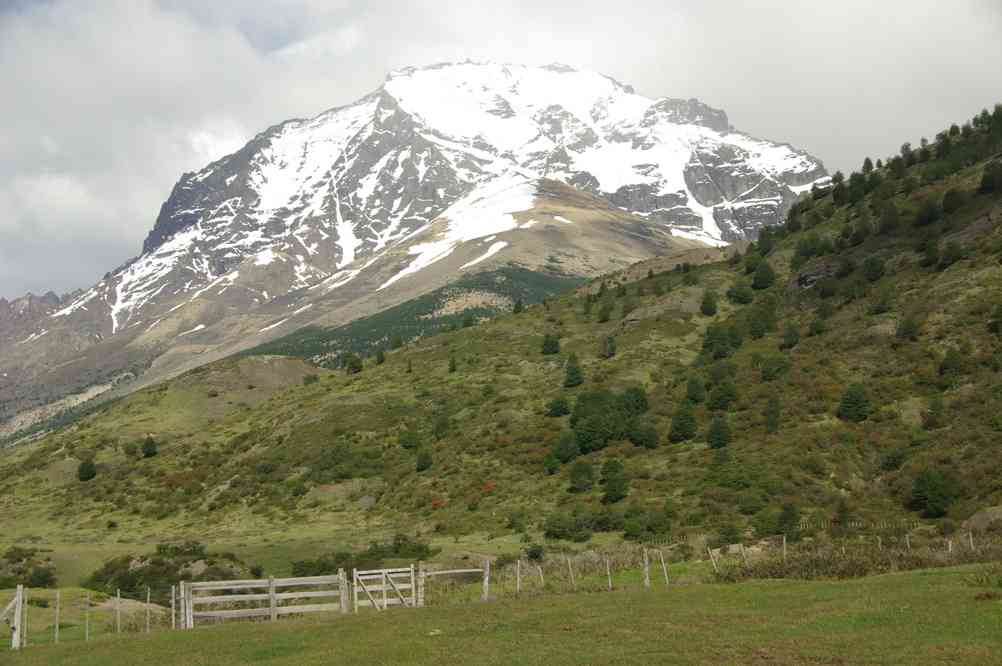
left=415, top=564, right=425, bottom=608
left=877, top=536, right=883, bottom=551
left=409, top=564, right=416, bottom=608
left=707, top=547, right=719, bottom=574
left=948, top=539, right=953, bottom=555
left=739, top=544, right=749, bottom=566
left=566, top=555, right=576, bottom=591
left=353, top=570, right=359, bottom=614
left=605, top=558, right=612, bottom=591
left=905, top=534, right=911, bottom=551
left=969, top=531, right=975, bottom=551
left=268, top=577, right=277, bottom=622
left=116, top=589, right=121, bottom=634
left=54, top=589, right=60, bottom=644
left=482, top=561, right=491, bottom=602
left=22, top=587, right=28, bottom=647
left=11, top=584, right=22, bottom=650
left=170, top=586, right=176, bottom=629
left=642, top=549, right=651, bottom=588
left=339, top=569, right=350, bottom=613
left=536, top=565, right=544, bottom=588
left=658, top=550, right=670, bottom=585
left=782, top=534, right=787, bottom=563
left=85, top=592, right=91, bottom=642
left=515, top=560, right=521, bottom=596
left=381, top=570, right=388, bottom=611
left=145, top=587, right=151, bottom=633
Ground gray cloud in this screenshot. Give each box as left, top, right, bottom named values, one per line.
left=2, top=0, right=1000, bottom=298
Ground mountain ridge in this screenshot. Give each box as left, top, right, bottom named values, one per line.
left=0, top=61, right=827, bottom=433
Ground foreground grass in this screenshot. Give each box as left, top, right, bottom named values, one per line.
left=8, top=566, right=1001, bottom=665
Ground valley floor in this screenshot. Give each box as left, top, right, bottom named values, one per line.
left=7, top=565, right=1001, bottom=665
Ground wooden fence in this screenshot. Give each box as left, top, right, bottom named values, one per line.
left=178, top=571, right=350, bottom=628
left=2, top=585, right=24, bottom=650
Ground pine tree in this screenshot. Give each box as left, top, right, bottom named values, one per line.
left=599, top=336, right=616, bottom=359
left=568, top=460, right=595, bottom=493
left=669, top=402, right=697, bottom=443
left=141, top=435, right=158, bottom=458
left=553, top=432, right=580, bottom=463
left=700, top=290, right=718, bottom=316
left=777, top=503, right=801, bottom=537
left=563, top=353, right=584, bottom=388
left=597, top=301, right=613, bottom=323
left=541, top=334, right=560, bottom=355
left=765, top=394, right=781, bottom=433
left=600, top=459, right=628, bottom=504
left=546, top=396, right=571, bottom=417
left=77, top=460, right=97, bottom=482
left=448, top=355, right=457, bottom=373
left=513, top=299, right=524, bottom=314
left=752, top=260, right=776, bottom=290
left=406, top=359, right=413, bottom=374
left=686, top=376, right=706, bottom=404
left=837, top=383, right=871, bottom=422
left=780, top=323, right=800, bottom=350
left=375, top=349, right=386, bottom=365
left=344, top=354, right=363, bottom=374
left=707, top=414, right=730, bottom=448
left=415, top=450, right=433, bottom=472
left=862, top=157, right=874, bottom=174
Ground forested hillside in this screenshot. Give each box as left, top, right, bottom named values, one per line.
left=2, top=103, right=1001, bottom=553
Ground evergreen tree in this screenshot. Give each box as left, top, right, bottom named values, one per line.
left=619, top=386, right=649, bottom=417
left=543, top=453, right=559, bottom=475
left=910, top=469, right=957, bottom=518
left=627, top=422, right=659, bottom=449
left=448, top=355, right=457, bottom=373
left=553, top=432, right=580, bottom=463
left=599, top=335, right=617, bottom=359
left=862, top=256, right=885, bottom=282
left=942, top=188, right=965, bottom=214
left=752, top=260, right=776, bottom=290
left=777, top=503, right=801, bottom=538
left=415, top=450, right=433, bottom=472
left=141, top=435, right=158, bottom=459
left=597, top=301, right=613, bottom=323
left=896, top=315, right=922, bottom=341
left=541, top=334, right=561, bottom=355
left=764, top=394, right=781, bottom=433
left=406, top=359, right=413, bottom=374
left=513, top=299, right=524, bottom=314
left=375, top=349, right=386, bottom=365
left=706, top=414, right=730, bottom=448
left=780, top=323, right=800, bottom=350
left=922, top=394, right=945, bottom=430
left=862, top=157, right=874, bottom=174
left=344, top=354, right=363, bottom=374
left=77, top=460, right=97, bottom=482
left=837, top=383, right=871, bottom=422
left=700, top=290, right=718, bottom=316
left=707, top=380, right=738, bottom=411
left=563, top=353, right=584, bottom=388
left=686, top=376, right=706, bottom=404
left=980, top=161, right=1002, bottom=193
left=568, top=460, right=595, bottom=493
left=669, top=402, right=697, bottom=442
left=600, top=459, right=628, bottom=504
left=546, top=396, right=570, bottom=417
left=881, top=201, right=905, bottom=235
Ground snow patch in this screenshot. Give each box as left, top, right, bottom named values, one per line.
left=460, top=241, right=509, bottom=269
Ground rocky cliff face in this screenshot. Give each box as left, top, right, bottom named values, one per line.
left=0, top=61, right=826, bottom=432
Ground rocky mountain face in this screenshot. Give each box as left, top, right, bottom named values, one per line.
left=0, top=62, right=827, bottom=434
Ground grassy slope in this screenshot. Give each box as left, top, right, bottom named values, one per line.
left=2, top=140, right=1002, bottom=584
left=8, top=566, right=1002, bottom=665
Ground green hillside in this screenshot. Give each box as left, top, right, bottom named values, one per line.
left=2, top=104, right=1002, bottom=579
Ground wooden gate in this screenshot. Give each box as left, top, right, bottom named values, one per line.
left=352, top=566, right=417, bottom=611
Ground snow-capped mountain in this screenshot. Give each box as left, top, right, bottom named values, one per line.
left=0, top=62, right=826, bottom=433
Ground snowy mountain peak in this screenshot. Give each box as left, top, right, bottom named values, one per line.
left=2, top=62, right=827, bottom=428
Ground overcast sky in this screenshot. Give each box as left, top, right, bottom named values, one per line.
left=2, top=0, right=1000, bottom=299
